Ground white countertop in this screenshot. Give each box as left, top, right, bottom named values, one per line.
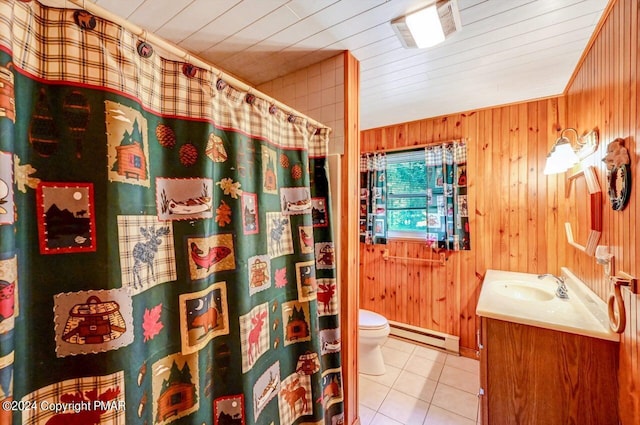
left=476, top=267, right=619, bottom=342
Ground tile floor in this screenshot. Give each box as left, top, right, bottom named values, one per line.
left=359, top=337, right=481, bottom=425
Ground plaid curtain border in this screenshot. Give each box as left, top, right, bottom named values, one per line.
left=0, top=1, right=329, bottom=157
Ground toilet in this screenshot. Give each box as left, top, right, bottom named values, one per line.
left=358, top=309, right=390, bottom=375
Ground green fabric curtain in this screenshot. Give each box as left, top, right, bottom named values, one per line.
left=359, top=153, right=387, bottom=245
left=0, top=1, right=343, bottom=424
left=424, top=141, right=470, bottom=250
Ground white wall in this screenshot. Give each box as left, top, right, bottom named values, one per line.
left=257, top=53, right=345, bottom=155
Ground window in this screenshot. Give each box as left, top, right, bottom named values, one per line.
left=386, top=149, right=427, bottom=239
left=360, top=141, right=470, bottom=249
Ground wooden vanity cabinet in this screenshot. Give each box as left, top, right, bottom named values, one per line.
left=479, top=317, right=619, bottom=425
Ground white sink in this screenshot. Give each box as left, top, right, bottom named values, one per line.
left=491, top=281, right=555, bottom=302
left=477, top=268, right=619, bottom=342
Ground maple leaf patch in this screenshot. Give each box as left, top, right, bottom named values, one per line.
left=142, top=304, right=164, bottom=342
left=216, top=177, right=242, bottom=199
left=215, top=200, right=232, bottom=226
left=275, top=267, right=287, bottom=288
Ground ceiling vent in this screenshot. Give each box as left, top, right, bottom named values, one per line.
left=391, top=0, right=462, bottom=49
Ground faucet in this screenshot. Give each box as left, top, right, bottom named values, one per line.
left=538, top=273, right=569, bottom=299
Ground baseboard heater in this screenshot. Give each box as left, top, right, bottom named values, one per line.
left=388, top=320, right=460, bottom=355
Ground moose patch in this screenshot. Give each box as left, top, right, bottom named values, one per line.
left=117, top=215, right=176, bottom=295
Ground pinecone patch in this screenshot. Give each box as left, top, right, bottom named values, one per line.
left=156, top=124, right=176, bottom=148
left=291, top=163, right=303, bottom=180
left=279, top=153, right=290, bottom=168
left=179, top=143, right=198, bottom=167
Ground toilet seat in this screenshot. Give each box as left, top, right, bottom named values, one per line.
left=359, top=309, right=388, bottom=330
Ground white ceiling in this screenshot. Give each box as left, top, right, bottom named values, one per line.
left=79, top=0, right=607, bottom=129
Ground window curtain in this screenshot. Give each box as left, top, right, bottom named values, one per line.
left=0, top=2, right=343, bottom=425
left=359, top=153, right=387, bottom=244
left=424, top=140, right=470, bottom=250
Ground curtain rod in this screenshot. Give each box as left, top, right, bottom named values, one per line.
left=362, top=138, right=466, bottom=154
left=65, top=0, right=328, bottom=130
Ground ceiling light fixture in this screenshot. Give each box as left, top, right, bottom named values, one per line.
left=391, top=0, right=462, bottom=49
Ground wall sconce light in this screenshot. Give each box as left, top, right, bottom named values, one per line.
left=543, top=128, right=599, bottom=175
left=391, top=0, right=462, bottom=49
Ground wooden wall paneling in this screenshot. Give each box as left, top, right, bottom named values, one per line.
left=375, top=244, right=382, bottom=309
left=632, top=2, right=639, bottom=411
left=360, top=245, right=369, bottom=304
left=358, top=2, right=640, bottom=421
left=422, top=117, right=434, bottom=144
left=478, top=109, right=492, bottom=277
left=407, top=121, right=421, bottom=147
left=371, top=128, right=380, bottom=152
left=443, top=255, right=453, bottom=334
left=360, top=97, right=563, bottom=356
left=388, top=242, right=400, bottom=322
left=545, top=99, right=561, bottom=275
left=416, top=244, right=429, bottom=330
left=366, top=128, right=376, bottom=152
left=341, top=51, right=360, bottom=425
left=499, top=106, right=512, bottom=272
left=407, top=242, right=420, bottom=325
left=489, top=108, right=502, bottom=272
left=517, top=105, right=528, bottom=271
left=462, top=111, right=478, bottom=354
left=621, top=0, right=632, bottom=276
left=360, top=245, right=375, bottom=310
left=526, top=101, right=539, bottom=273
left=563, top=1, right=640, bottom=423
left=628, top=0, right=637, bottom=278
left=507, top=105, right=518, bottom=272
left=448, top=254, right=459, bottom=337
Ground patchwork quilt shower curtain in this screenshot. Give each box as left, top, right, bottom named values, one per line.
left=0, top=1, right=343, bottom=424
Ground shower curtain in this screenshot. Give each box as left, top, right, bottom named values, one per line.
left=0, top=1, right=343, bottom=425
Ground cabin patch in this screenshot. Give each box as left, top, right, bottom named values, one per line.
left=151, top=352, right=199, bottom=425
left=106, top=100, right=150, bottom=187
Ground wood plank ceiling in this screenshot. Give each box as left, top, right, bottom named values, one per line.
left=82, top=0, right=608, bottom=129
